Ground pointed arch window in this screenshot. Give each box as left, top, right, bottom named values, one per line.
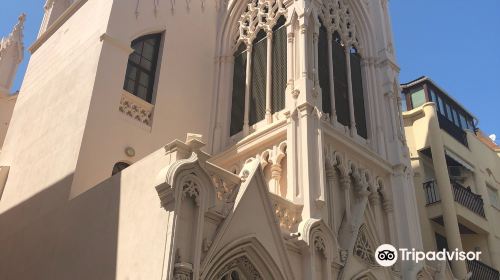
left=316, top=9, right=369, bottom=140
left=230, top=44, right=247, bottom=136
left=271, top=16, right=287, bottom=114
left=229, top=5, right=287, bottom=136
left=318, top=21, right=332, bottom=115
left=249, top=30, right=268, bottom=126
left=332, top=32, right=350, bottom=127
left=123, top=33, right=162, bottom=103
left=350, top=47, right=367, bottom=139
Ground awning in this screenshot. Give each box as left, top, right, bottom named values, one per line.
left=445, top=149, right=474, bottom=172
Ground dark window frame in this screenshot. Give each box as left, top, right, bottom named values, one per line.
left=123, top=33, right=162, bottom=103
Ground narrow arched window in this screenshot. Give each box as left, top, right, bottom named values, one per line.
left=249, top=30, right=268, bottom=126
left=332, top=32, right=350, bottom=127
left=350, top=47, right=367, bottom=139
left=271, top=16, right=287, bottom=113
left=123, top=33, right=162, bottom=103
left=318, top=19, right=331, bottom=115
left=112, top=162, right=130, bottom=176
left=230, top=44, right=247, bottom=136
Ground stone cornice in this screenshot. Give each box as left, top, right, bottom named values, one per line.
left=30, top=0, right=88, bottom=54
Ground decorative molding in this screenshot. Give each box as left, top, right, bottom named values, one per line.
left=236, top=0, right=286, bottom=46
left=314, top=235, right=326, bottom=257
left=173, top=262, right=193, bottom=280
left=270, top=193, right=302, bottom=232
left=216, top=256, right=262, bottom=280
left=0, top=14, right=25, bottom=64
left=30, top=0, right=88, bottom=53
left=181, top=178, right=201, bottom=206
left=318, top=0, right=361, bottom=50
left=119, top=91, right=154, bottom=126
left=99, top=33, right=134, bottom=54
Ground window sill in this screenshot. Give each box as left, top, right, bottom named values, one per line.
left=229, top=111, right=288, bottom=145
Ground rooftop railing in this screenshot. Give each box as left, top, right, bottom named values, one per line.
left=423, top=180, right=485, bottom=218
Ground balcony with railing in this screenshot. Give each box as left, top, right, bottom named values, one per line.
left=467, top=260, right=500, bottom=280
left=423, top=180, right=485, bottom=217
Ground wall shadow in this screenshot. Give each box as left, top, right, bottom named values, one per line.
left=0, top=173, right=121, bottom=280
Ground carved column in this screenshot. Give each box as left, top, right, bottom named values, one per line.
left=265, top=31, right=273, bottom=123
left=344, top=45, right=357, bottom=136
left=327, top=32, right=337, bottom=122
left=340, top=174, right=352, bottom=222
left=369, top=191, right=384, bottom=240
left=243, top=44, right=253, bottom=136
left=270, top=163, right=282, bottom=195
left=299, top=23, right=308, bottom=78
left=325, top=164, right=337, bottom=230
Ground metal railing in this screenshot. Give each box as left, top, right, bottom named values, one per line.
left=467, top=260, right=500, bottom=280
left=451, top=182, right=485, bottom=217
left=423, top=180, right=440, bottom=205
left=422, top=180, right=486, bottom=218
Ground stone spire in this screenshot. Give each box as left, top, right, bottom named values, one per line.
left=0, top=14, right=26, bottom=96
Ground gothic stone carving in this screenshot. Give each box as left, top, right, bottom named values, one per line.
left=216, top=256, right=262, bottom=280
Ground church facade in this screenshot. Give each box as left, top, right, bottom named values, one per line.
left=0, top=0, right=427, bottom=279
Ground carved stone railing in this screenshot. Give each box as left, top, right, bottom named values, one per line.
left=119, top=91, right=154, bottom=126
left=269, top=194, right=302, bottom=232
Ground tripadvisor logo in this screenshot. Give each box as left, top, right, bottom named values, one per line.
left=374, top=244, right=481, bottom=267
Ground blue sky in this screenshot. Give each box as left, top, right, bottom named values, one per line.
left=1, top=1, right=499, bottom=136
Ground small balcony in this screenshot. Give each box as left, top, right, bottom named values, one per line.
left=423, top=180, right=485, bottom=217
left=467, top=260, right=500, bottom=280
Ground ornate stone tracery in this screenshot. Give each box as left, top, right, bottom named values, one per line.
left=353, top=224, right=377, bottom=266
left=181, top=178, right=201, bottom=206
left=236, top=0, right=286, bottom=46
left=318, top=0, right=360, bottom=49
left=216, top=256, right=263, bottom=280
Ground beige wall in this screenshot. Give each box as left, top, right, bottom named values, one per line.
left=0, top=146, right=173, bottom=280
left=70, top=0, right=219, bottom=196
left=404, top=102, right=500, bottom=272
left=0, top=95, right=16, bottom=150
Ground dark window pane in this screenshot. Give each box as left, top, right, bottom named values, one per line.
left=445, top=104, right=452, bottom=121
left=271, top=16, right=286, bottom=114
left=318, top=22, right=331, bottom=115
left=124, top=79, right=135, bottom=93
left=139, top=71, right=150, bottom=87
left=460, top=114, right=468, bottom=129
left=123, top=33, right=162, bottom=103
left=137, top=85, right=148, bottom=100
left=142, top=42, right=155, bottom=60
left=401, top=92, right=407, bottom=112
left=332, top=32, right=350, bottom=127
left=140, top=59, right=153, bottom=71
left=126, top=66, right=137, bottom=80
left=250, top=30, right=267, bottom=126
left=230, top=44, right=247, bottom=136
left=452, top=109, right=460, bottom=127
left=350, top=50, right=367, bottom=139
left=437, top=96, right=445, bottom=115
